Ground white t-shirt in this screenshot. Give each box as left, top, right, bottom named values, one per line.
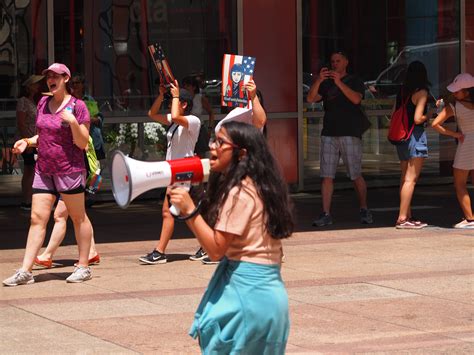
left=166, top=113, right=201, bottom=160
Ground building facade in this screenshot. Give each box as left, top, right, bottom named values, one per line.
left=0, top=0, right=472, bottom=190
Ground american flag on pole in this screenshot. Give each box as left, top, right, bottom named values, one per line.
left=148, top=43, right=175, bottom=86
left=221, top=54, right=256, bottom=108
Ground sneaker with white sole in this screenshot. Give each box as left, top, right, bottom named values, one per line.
left=189, top=247, right=207, bottom=261
left=395, top=219, right=426, bottom=229
left=3, top=269, right=34, bottom=287
left=360, top=208, right=374, bottom=224
left=139, top=250, right=167, bottom=264
left=312, top=213, right=333, bottom=227
left=66, top=266, right=92, bottom=283
left=409, top=218, right=428, bottom=228
left=201, top=257, right=219, bottom=265
left=453, top=219, right=474, bottom=229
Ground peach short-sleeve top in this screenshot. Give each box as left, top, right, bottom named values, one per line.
left=214, top=178, right=283, bottom=265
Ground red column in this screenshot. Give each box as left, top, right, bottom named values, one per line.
left=242, top=0, right=298, bottom=183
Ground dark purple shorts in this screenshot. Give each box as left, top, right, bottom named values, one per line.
left=32, top=170, right=86, bottom=195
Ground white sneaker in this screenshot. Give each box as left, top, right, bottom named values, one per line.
left=3, top=269, right=34, bottom=287
left=453, top=219, right=474, bottom=229
left=66, top=266, right=92, bottom=283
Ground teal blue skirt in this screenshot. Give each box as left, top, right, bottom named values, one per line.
left=189, top=257, right=289, bottom=354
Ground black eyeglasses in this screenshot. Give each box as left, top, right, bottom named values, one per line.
left=209, top=137, right=239, bottom=149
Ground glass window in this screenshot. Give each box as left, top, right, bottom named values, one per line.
left=49, top=0, right=237, bottom=161
left=302, top=0, right=461, bottom=187
left=0, top=1, right=49, bottom=109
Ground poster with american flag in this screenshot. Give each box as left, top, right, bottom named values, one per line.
left=148, top=43, right=175, bottom=86
left=221, top=54, right=256, bottom=108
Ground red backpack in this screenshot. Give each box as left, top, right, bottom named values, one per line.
left=387, top=94, right=414, bottom=145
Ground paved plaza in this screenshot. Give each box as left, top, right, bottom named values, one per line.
left=1, top=183, right=473, bottom=353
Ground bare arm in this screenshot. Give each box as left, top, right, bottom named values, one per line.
left=186, top=214, right=235, bottom=260
left=307, top=68, right=330, bottom=103
left=431, top=105, right=463, bottom=141
left=412, top=90, right=432, bottom=125
left=60, top=110, right=90, bottom=149
left=245, top=80, right=267, bottom=129
left=169, top=188, right=234, bottom=260
left=12, top=134, right=39, bottom=154
left=170, top=80, right=189, bottom=128
left=331, top=72, right=362, bottom=105
left=69, top=120, right=90, bottom=149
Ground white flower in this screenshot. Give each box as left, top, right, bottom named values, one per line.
left=144, top=122, right=165, bottom=144
left=114, top=122, right=166, bottom=146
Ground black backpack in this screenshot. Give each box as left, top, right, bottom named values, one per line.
left=194, top=124, right=210, bottom=158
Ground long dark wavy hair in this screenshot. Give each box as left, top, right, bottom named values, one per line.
left=401, top=61, right=431, bottom=100
left=202, top=121, right=294, bottom=239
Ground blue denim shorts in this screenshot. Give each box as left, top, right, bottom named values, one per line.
left=396, top=126, right=428, bottom=161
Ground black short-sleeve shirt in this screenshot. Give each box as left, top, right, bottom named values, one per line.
left=319, top=74, right=366, bottom=138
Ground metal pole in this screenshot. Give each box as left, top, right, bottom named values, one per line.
left=460, top=0, right=465, bottom=72
left=297, top=0, right=304, bottom=191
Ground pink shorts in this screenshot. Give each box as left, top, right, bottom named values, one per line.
left=32, top=171, right=86, bottom=195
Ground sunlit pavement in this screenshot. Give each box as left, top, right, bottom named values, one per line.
left=1, top=183, right=473, bottom=353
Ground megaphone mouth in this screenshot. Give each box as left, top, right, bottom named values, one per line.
left=111, top=150, right=133, bottom=208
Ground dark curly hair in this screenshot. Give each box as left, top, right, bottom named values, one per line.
left=202, top=121, right=294, bottom=239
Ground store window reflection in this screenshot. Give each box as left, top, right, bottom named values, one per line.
left=302, top=0, right=462, bottom=188
left=51, top=0, right=237, bottom=160
left=0, top=1, right=48, bottom=175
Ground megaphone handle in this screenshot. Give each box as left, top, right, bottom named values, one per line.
left=169, top=201, right=181, bottom=217
left=168, top=182, right=191, bottom=217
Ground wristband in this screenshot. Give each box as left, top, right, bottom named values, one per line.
left=23, top=138, right=31, bottom=147
left=174, top=200, right=202, bottom=221
left=172, top=96, right=179, bottom=99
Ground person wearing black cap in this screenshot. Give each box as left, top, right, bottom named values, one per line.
left=138, top=80, right=201, bottom=264
left=307, top=50, right=373, bottom=227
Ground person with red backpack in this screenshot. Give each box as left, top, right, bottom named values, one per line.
left=391, top=61, right=432, bottom=229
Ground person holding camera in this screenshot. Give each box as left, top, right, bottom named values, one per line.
left=138, top=80, right=201, bottom=264
left=307, top=50, right=373, bottom=227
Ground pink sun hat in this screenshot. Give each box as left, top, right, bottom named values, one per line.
left=447, top=73, right=474, bottom=92
left=42, top=63, right=71, bottom=77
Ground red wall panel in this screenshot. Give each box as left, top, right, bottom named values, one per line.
left=242, top=0, right=298, bottom=184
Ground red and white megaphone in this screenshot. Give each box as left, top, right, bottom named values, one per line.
left=111, top=150, right=210, bottom=210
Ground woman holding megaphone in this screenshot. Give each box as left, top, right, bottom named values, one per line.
left=169, top=121, right=294, bottom=354
left=138, top=80, right=201, bottom=264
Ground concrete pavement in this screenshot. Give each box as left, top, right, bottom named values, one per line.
left=1, top=184, right=473, bottom=353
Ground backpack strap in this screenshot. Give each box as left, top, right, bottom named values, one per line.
left=167, top=123, right=179, bottom=150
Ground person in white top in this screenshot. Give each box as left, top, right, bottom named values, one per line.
left=432, top=73, right=474, bottom=229
left=182, top=76, right=215, bottom=131
left=139, top=80, right=201, bottom=263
